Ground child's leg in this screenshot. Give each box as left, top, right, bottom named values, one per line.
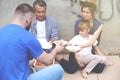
left=81, top=69, right=88, bottom=79
left=100, top=56, right=113, bottom=66
left=80, top=55, right=102, bottom=79
left=81, top=55, right=102, bottom=73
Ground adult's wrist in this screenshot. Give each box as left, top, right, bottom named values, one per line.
left=50, top=49, right=57, bottom=57
left=80, top=45, right=83, bottom=49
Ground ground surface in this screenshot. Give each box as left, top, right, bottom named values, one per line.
left=62, top=55, right=120, bottom=80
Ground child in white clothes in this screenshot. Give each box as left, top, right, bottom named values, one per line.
left=63, top=21, right=113, bottom=79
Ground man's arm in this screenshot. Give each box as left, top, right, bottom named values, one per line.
left=36, top=42, right=64, bottom=65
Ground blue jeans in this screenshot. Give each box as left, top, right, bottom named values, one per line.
left=27, top=64, right=64, bottom=80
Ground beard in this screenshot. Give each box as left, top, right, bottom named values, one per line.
left=25, top=25, right=31, bottom=31
left=25, top=21, right=32, bottom=31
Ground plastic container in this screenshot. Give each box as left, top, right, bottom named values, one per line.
left=34, top=59, right=55, bottom=71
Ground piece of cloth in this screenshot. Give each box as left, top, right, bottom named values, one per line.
left=60, top=53, right=105, bottom=74
left=78, top=54, right=106, bottom=73
left=59, top=52, right=79, bottom=74
left=92, top=63, right=105, bottom=73
left=0, top=24, right=43, bottom=80
left=70, top=35, right=98, bottom=55
left=0, top=24, right=64, bottom=80
left=36, top=20, right=50, bottom=49
left=28, top=64, right=64, bottom=80
left=69, top=34, right=106, bottom=73
left=29, top=16, right=59, bottom=42
left=74, top=17, right=103, bottom=43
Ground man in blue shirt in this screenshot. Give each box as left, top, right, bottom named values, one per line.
left=0, top=3, right=64, bottom=80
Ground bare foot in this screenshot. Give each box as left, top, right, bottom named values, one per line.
left=106, top=61, right=114, bottom=66
left=55, top=55, right=63, bottom=62
left=81, top=70, right=88, bottom=79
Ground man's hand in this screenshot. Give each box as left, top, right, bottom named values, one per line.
left=54, top=41, right=64, bottom=53
left=29, top=59, right=36, bottom=66
left=49, top=38, right=57, bottom=44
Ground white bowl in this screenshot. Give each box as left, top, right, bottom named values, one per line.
left=34, top=59, right=55, bottom=71
left=65, top=45, right=81, bottom=52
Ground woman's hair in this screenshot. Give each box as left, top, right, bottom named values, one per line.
left=78, top=21, right=91, bottom=33
left=81, top=2, right=97, bottom=17
left=33, top=0, right=47, bottom=10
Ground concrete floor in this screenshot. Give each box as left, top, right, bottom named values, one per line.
left=32, top=55, right=120, bottom=80
left=62, top=55, right=120, bottom=80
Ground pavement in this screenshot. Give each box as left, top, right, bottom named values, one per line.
left=62, top=55, right=120, bottom=80
left=31, top=55, right=120, bottom=80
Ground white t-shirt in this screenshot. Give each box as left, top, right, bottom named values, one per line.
left=69, top=35, right=98, bottom=55
left=36, top=20, right=52, bottom=49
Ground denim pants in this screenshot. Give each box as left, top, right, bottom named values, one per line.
left=27, top=64, right=64, bottom=80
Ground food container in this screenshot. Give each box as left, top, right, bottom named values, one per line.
left=34, top=59, right=55, bottom=71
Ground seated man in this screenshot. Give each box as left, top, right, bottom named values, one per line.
left=29, top=0, right=59, bottom=66
left=29, top=0, right=59, bottom=53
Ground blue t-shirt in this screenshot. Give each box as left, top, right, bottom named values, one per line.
left=0, top=24, right=43, bottom=80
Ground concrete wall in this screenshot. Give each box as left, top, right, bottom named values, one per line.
left=0, top=0, right=120, bottom=54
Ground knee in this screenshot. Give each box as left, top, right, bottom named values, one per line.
left=95, top=56, right=102, bottom=63
left=65, top=67, right=77, bottom=74
left=54, top=64, right=64, bottom=75
left=92, top=63, right=105, bottom=73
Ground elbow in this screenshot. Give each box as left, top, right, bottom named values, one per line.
left=46, top=59, right=54, bottom=66
left=45, top=55, right=54, bottom=65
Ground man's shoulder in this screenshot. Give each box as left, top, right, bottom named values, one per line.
left=46, top=16, right=56, bottom=21
left=46, top=16, right=57, bottom=25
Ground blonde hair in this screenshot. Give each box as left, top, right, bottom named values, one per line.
left=78, top=21, right=91, bottom=33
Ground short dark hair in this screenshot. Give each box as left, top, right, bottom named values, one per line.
left=14, top=3, right=34, bottom=16
left=81, top=2, right=97, bottom=17
left=33, top=0, right=47, bottom=10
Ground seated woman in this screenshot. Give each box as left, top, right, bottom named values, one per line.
left=65, top=21, right=112, bottom=79
left=56, top=2, right=106, bottom=74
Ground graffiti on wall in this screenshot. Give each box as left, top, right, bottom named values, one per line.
left=70, top=0, right=120, bottom=21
